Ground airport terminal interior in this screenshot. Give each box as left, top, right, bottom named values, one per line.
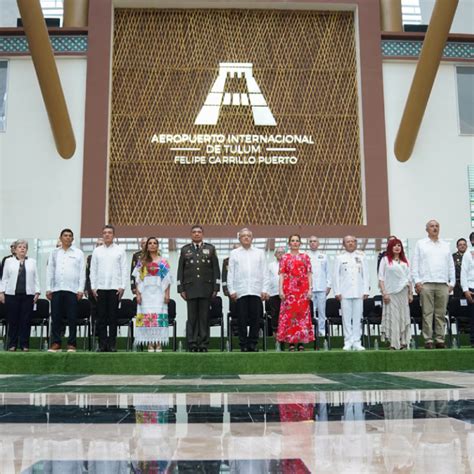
left=1, top=0, right=474, bottom=472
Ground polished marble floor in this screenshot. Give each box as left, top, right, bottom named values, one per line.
left=2, top=371, right=474, bottom=472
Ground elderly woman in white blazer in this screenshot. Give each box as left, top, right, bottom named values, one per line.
left=0, top=240, right=40, bottom=351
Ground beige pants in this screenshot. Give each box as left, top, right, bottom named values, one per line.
left=420, top=283, right=449, bottom=343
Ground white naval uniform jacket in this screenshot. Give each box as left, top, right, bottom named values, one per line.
left=333, top=250, right=370, bottom=299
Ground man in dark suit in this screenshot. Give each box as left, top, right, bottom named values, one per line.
left=0, top=242, right=16, bottom=280
left=453, top=238, right=467, bottom=297
left=177, top=225, right=220, bottom=352
left=130, top=237, right=147, bottom=294
left=85, top=238, right=104, bottom=324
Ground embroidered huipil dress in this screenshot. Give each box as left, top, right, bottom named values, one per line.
left=133, top=259, right=172, bottom=347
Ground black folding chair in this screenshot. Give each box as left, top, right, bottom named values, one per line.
left=325, top=298, right=342, bottom=350
left=168, top=298, right=177, bottom=351
left=264, top=296, right=281, bottom=338
left=226, top=299, right=238, bottom=351
left=309, top=299, right=319, bottom=350
left=260, top=303, right=269, bottom=352
left=76, top=298, right=92, bottom=351
left=0, top=301, right=7, bottom=348
left=31, top=298, right=50, bottom=350
left=117, top=298, right=136, bottom=351
left=209, top=296, right=225, bottom=351
left=409, top=295, right=423, bottom=348
left=448, top=296, right=470, bottom=347
left=363, top=297, right=382, bottom=349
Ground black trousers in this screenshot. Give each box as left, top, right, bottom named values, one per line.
left=236, top=295, right=261, bottom=349
left=6, top=294, right=33, bottom=349
left=267, top=295, right=281, bottom=333
left=467, top=288, right=474, bottom=345
left=186, top=297, right=210, bottom=349
left=51, top=291, right=78, bottom=346
left=453, top=283, right=464, bottom=298
left=96, top=290, right=119, bottom=349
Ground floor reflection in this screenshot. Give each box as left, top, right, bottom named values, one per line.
left=2, top=396, right=474, bottom=425
left=23, top=458, right=310, bottom=474
left=2, top=385, right=474, bottom=473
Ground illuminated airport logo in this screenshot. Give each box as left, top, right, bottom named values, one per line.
left=194, top=63, right=277, bottom=126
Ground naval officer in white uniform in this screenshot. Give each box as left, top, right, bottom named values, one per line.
left=307, top=236, right=331, bottom=336
left=333, top=235, right=369, bottom=351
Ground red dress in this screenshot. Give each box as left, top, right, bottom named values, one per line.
left=277, top=253, right=315, bottom=344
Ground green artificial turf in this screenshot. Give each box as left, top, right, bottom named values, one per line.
left=0, top=348, right=473, bottom=375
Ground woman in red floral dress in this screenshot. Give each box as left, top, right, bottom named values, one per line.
left=277, top=234, right=315, bottom=351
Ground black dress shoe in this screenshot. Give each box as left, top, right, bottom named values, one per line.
left=199, top=348, right=208, bottom=352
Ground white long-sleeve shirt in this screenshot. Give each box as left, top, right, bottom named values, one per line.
left=0, top=257, right=40, bottom=295
left=227, top=246, right=269, bottom=298
left=411, top=238, right=455, bottom=286
left=46, top=246, right=85, bottom=294
left=267, top=260, right=280, bottom=297
left=90, top=243, right=128, bottom=290
left=308, top=250, right=331, bottom=292
left=333, top=250, right=369, bottom=298
left=461, top=248, right=474, bottom=292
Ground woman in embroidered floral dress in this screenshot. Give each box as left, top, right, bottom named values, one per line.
left=277, top=234, right=315, bottom=351
left=133, top=237, right=172, bottom=352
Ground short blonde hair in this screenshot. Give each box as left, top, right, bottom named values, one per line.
left=15, top=239, right=29, bottom=250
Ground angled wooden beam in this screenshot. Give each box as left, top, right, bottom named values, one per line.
left=17, top=0, right=76, bottom=159
left=394, top=0, right=458, bottom=162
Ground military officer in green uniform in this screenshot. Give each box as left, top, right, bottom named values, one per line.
left=453, top=238, right=467, bottom=297
left=177, top=225, right=220, bottom=352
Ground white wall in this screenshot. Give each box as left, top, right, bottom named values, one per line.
left=419, top=0, right=474, bottom=35
left=382, top=61, right=474, bottom=239
left=0, top=0, right=19, bottom=27
left=0, top=57, right=86, bottom=240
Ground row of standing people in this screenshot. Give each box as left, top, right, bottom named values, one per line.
left=0, top=227, right=170, bottom=352
left=221, top=221, right=466, bottom=352
left=0, top=220, right=470, bottom=352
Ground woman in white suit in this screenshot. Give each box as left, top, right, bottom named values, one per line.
left=0, top=240, right=40, bottom=351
